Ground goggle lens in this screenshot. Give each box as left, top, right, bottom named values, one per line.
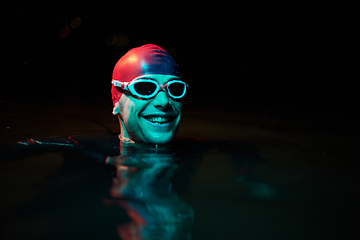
left=134, top=82, right=157, bottom=96
left=168, top=82, right=186, bottom=97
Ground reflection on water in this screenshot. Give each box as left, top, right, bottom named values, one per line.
left=105, top=140, right=194, bottom=239
left=0, top=134, right=271, bottom=239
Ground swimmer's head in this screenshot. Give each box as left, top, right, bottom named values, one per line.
left=111, top=44, right=187, bottom=145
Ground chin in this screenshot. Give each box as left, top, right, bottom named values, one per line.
left=138, top=116, right=180, bottom=145
left=143, top=132, right=175, bottom=145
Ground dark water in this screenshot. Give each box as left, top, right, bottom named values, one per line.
left=1, top=134, right=266, bottom=240
left=1, top=106, right=359, bottom=240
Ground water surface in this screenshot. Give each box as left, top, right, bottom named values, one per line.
left=1, top=105, right=359, bottom=239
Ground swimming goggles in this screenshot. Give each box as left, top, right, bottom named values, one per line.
left=112, top=78, right=188, bottom=100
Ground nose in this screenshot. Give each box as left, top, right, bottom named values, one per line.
left=152, top=89, right=171, bottom=109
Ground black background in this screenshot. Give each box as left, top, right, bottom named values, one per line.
left=2, top=4, right=357, bottom=121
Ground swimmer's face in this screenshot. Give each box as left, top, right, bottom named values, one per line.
left=116, top=74, right=183, bottom=145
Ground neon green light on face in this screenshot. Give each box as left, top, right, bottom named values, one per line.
left=115, top=74, right=183, bottom=145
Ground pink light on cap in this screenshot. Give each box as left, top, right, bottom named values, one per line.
left=111, top=44, right=180, bottom=107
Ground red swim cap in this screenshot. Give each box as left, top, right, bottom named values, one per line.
left=111, top=44, right=180, bottom=107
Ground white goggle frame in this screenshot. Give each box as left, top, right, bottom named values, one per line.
left=112, top=78, right=188, bottom=99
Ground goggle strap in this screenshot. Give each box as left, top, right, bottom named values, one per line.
left=111, top=80, right=121, bottom=87
left=112, top=80, right=129, bottom=91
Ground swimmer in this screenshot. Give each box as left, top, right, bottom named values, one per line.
left=111, top=44, right=188, bottom=145
left=1, top=44, right=270, bottom=240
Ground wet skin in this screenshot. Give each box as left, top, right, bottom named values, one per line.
left=113, top=74, right=183, bottom=145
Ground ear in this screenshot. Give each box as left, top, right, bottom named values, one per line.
left=112, top=101, right=121, bottom=115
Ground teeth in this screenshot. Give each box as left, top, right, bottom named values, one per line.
left=148, top=117, right=168, bottom=123
left=143, top=116, right=175, bottom=124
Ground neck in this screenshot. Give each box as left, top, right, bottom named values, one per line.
left=118, top=116, right=134, bottom=143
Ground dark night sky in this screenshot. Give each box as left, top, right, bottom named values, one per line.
left=2, top=5, right=356, bottom=120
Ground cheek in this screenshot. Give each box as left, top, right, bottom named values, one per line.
left=172, top=101, right=183, bottom=113
left=119, top=97, right=135, bottom=123
left=119, top=96, right=147, bottom=123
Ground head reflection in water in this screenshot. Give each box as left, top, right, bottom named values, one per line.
left=106, top=142, right=194, bottom=239
left=111, top=44, right=188, bottom=145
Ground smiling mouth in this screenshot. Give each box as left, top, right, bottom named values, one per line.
left=142, top=115, right=176, bottom=125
